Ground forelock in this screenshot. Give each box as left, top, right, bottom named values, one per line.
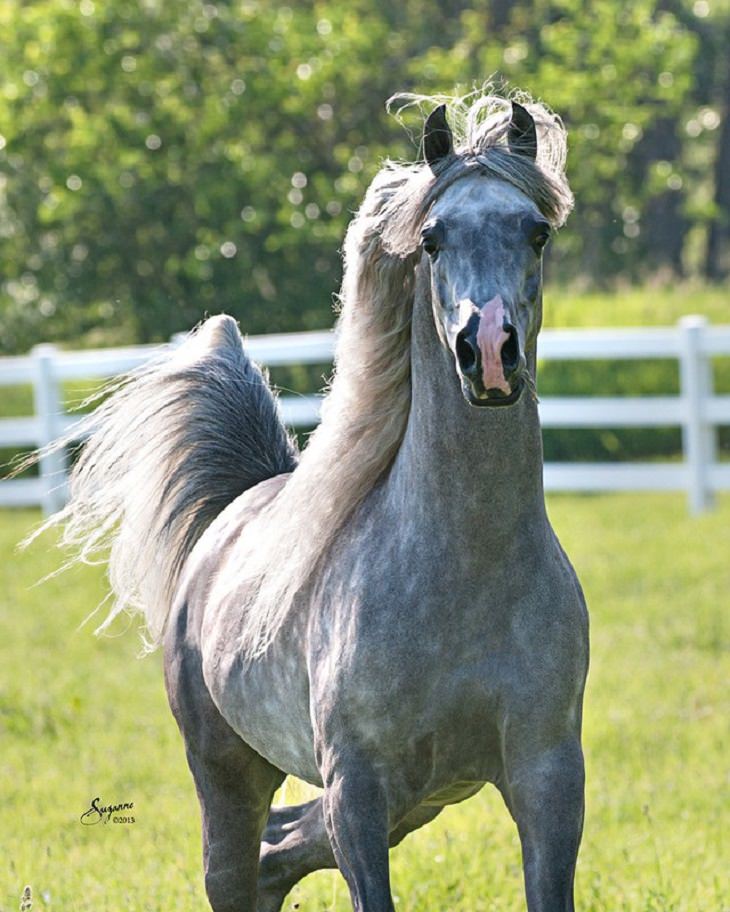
left=367, top=89, right=574, bottom=257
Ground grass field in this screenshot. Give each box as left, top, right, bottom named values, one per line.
left=1, top=494, right=728, bottom=912
left=543, top=282, right=730, bottom=330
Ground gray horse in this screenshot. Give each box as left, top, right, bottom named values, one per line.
left=41, top=92, right=588, bottom=911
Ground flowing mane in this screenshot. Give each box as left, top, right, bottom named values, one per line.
left=26, top=90, right=572, bottom=655
left=239, top=90, right=572, bottom=657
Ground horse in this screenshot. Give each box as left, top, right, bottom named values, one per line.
left=39, top=92, right=588, bottom=912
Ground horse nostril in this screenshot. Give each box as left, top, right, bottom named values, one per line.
left=456, top=329, right=479, bottom=376
left=501, top=323, right=519, bottom=375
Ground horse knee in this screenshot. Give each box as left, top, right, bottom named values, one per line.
left=259, top=797, right=334, bottom=897
left=505, top=739, right=584, bottom=815
left=258, top=839, right=293, bottom=888
left=501, top=740, right=585, bottom=912
left=256, top=847, right=292, bottom=912
left=205, top=862, right=255, bottom=912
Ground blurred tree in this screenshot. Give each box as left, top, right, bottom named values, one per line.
left=685, top=2, right=730, bottom=280
left=654, top=0, right=730, bottom=278
left=0, top=0, right=722, bottom=354
left=0, top=0, right=417, bottom=349
left=407, top=0, right=697, bottom=279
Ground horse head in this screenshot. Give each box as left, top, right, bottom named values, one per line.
left=419, top=102, right=555, bottom=408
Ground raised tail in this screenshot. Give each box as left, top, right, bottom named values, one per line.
left=32, top=314, right=297, bottom=646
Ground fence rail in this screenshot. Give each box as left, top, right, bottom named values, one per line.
left=1, top=315, right=728, bottom=514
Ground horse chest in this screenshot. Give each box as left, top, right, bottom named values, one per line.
left=308, top=556, right=587, bottom=794
left=312, top=613, right=507, bottom=744
left=311, top=647, right=511, bottom=798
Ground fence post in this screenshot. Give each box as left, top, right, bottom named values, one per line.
left=32, top=344, right=68, bottom=515
left=679, top=315, right=714, bottom=514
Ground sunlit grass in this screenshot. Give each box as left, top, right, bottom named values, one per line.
left=544, top=281, right=730, bottom=329
left=1, top=494, right=727, bottom=910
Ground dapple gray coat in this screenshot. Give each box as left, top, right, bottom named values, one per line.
left=41, top=94, right=588, bottom=912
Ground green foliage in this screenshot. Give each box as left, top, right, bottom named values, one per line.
left=409, top=0, right=698, bottom=276
left=0, top=0, right=408, bottom=350
left=0, top=1, right=727, bottom=353
left=2, top=495, right=728, bottom=909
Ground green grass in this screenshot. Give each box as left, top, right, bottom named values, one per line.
left=543, top=282, right=730, bottom=329
left=1, top=495, right=728, bottom=911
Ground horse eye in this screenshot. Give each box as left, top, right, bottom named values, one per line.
left=530, top=224, right=551, bottom=255
left=421, top=221, right=444, bottom=258
left=423, top=237, right=439, bottom=257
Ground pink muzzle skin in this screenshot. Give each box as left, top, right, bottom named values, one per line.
left=475, top=295, right=511, bottom=394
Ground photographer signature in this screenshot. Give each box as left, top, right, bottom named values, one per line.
left=80, top=796, right=135, bottom=825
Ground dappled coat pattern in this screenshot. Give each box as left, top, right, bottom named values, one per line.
left=39, top=91, right=588, bottom=912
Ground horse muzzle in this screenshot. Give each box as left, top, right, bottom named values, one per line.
left=454, top=296, right=523, bottom=407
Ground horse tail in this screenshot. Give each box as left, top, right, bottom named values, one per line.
left=30, top=314, right=297, bottom=648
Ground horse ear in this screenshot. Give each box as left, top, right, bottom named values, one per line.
left=423, top=104, right=454, bottom=169
left=508, top=101, right=538, bottom=160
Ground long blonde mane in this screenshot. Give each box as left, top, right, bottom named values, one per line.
left=240, top=89, right=573, bottom=657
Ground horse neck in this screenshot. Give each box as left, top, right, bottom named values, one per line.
left=385, top=272, right=548, bottom=546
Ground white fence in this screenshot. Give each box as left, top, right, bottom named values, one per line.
left=1, top=315, right=728, bottom=515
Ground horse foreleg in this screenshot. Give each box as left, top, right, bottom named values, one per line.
left=165, top=613, right=285, bottom=912
left=501, top=738, right=585, bottom=912
left=321, top=751, right=395, bottom=912
left=265, top=797, right=321, bottom=836
left=258, top=798, right=333, bottom=912
left=258, top=798, right=442, bottom=911
left=262, top=755, right=395, bottom=912
left=186, top=741, right=284, bottom=912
